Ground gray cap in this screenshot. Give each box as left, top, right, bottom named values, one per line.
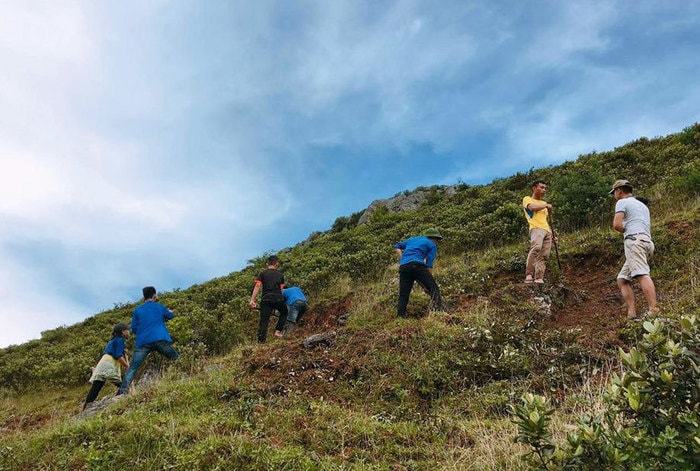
left=609, top=179, right=632, bottom=194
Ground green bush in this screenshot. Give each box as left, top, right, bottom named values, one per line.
left=550, top=165, right=611, bottom=231
left=512, top=315, right=700, bottom=470
left=670, top=160, right=700, bottom=198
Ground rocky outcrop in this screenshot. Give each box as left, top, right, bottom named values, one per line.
left=79, top=394, right=125, bottom=417
left=357, top=185, right=459, bottom=224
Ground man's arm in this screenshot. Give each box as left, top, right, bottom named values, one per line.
left=393, top=240, right=406, bottom=258
left=613, top=212, right=625, bottom=233
left=249, top=283, right=261, bottom=308
left=425, top=244, right=437, bottom=269
left=527, top=201, right=553, bottom=212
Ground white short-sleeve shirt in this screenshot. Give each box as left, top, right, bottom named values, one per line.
left=615, top=197, right=651, bottom=238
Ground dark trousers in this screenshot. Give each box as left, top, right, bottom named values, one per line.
left=258, top=300, right=288, bottom=343
left=84, top=380, right=119, bottom=409
left=397, top=262, right=443, bottom=317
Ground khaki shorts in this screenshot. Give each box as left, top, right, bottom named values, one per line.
left=617, top=236, right=654, bottom=280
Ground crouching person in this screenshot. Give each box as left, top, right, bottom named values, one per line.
left=282, top=285, right=308, bottom=336
left=118, top=286, right=179, bottom=395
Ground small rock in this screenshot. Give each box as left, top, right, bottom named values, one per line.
left=532, top=296, right=552, bottom=317
left=303, top=331, right=336, bottom=348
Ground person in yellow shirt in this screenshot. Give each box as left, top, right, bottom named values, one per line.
left=522, top=180, right=554, bottom=283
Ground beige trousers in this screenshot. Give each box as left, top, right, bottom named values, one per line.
left=526, top=228, right=552, bottom=280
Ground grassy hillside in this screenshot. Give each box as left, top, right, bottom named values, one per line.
left=1, top=125, right=699, bottom=470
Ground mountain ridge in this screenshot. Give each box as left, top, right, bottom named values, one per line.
left=1, top=124, right=699, bottom=469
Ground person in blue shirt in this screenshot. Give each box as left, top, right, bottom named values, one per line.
left=394, top=228, right=444, bottom=318
left=282, top=285, right=308, bottom=336
left=83, top=323, right=130, bottom=409
left=118, top=286, right=179, bottom=395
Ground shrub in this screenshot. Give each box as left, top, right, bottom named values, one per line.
left=670, top=160, right=700, bottom=198
left=512, top=315, right=700, bottom=470
left=512, top=393, right=556, bottom=469
left=550, top=166, right=611, bottom=231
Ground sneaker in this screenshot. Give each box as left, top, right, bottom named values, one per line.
left=524, top=275, right=534, bottom=284
left=274, top=330, right=284, bottom=338
left=534, top=279, right=544, bottom=284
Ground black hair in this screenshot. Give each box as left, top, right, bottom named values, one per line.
left=111, top=323, right=129, bottom=339
left=531, top=179, right=547, bottom=188
left=267, top=255, right=279, bottom=265
left=142, top=286, right=157, bottom=300
left=618, top=185, right=633, bottom=194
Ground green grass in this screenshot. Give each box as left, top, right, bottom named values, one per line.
left=3, top=204, right=699, bottom=469
left=1, top=126, right=700, bottom=469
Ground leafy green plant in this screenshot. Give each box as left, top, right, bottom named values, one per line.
left=513, top=316, right=700, bottom=470
left=511, top=393, right=556, bottom=469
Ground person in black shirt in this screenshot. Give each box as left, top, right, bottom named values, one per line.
left=249, top=255, right=289, bottom=342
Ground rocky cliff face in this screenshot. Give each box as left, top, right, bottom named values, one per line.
left=357, top=185, right=459, bottom=224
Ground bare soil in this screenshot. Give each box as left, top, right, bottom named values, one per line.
left=239, top=254, right=645, bottom=398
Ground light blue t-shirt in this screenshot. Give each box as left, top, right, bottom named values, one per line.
left=615, top=197, right=651, bottom=237
left=394, top=236, right=438, bottom=268
left=283, top=287, right=307, bottom=305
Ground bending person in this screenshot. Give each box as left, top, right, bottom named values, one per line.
left=282, top=285, right=308, bottom=336
left=394, top=228, right=444, bottom=318
left=118, top=286, right=179, bottom=395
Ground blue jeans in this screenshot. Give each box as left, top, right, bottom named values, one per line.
left=287, top=300, right=308, bottom=323
left=119, top=340, right=178, bottom=394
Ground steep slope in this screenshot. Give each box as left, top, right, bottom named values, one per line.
left=0, top=125, right=699, bottom=469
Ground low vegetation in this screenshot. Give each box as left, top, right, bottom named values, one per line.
left=1, top=124, right=699, bottom=469
left=513, top=316, right=700, bottom=470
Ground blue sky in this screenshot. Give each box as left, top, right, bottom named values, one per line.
left=1, top=0, right=699, bottom=347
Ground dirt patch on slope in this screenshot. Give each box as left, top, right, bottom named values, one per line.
left=236, top=251, right=661, bottom=401
left=546, top=264, right=628, bottom=350
left=297, top=294, right=353, bottom=332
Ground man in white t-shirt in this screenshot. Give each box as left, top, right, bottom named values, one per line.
left=610, top=179, right=658, bottom=320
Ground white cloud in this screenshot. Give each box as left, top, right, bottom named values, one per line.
left=0, top=1, right=302, bottom=347
left=1, top=1, right=700, bottom=347
left=0, top=257, right=83, bottom=347
left=519, top=1, right=616, bottom=67
left=0, top=1, right=93, bottom=72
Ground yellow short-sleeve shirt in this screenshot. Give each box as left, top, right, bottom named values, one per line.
left=522, top=196, right=551, bottom=232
